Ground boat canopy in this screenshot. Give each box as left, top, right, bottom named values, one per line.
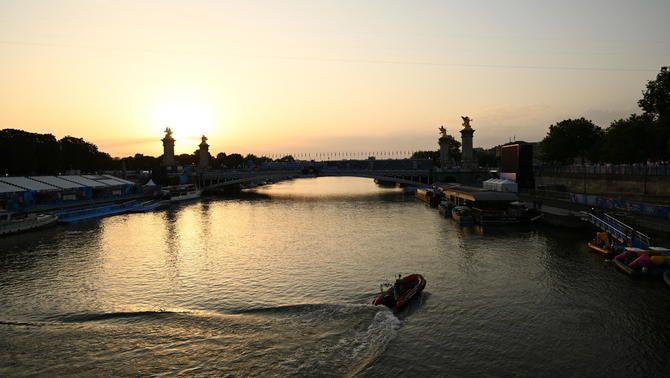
left=0, top=180, right=26, bottom=194
left=31, top=176, right=85, bottom=189
left=0, top=175, right=137, bottom=193
left=0, top=177, right=59, bottom=192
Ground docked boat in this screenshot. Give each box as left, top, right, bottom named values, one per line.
left=587, top=232, right=620, bottom=258
left=438, top=185, right=539, bottom=225
left=161, top=184, right=202, bottom=203
left=437, top=200, right=452, bottom=218
left=131, top=200, right=170, bottom=213
left=415, top=188, right=439, bottom=207
left=539, top=206, right=584, bottom=228
left=471, top=201, right=541, bottom=225
left=612, top=259, right=666, bottom=278
left=56, top=201, right=138, bottom=224
left=587, top=242, right=617, bottom=258
left=373, top=274, right=426, bottom=312
left=399, top=184, right=418, bottom=194
left=374, top=179, right=396, bottom=188
left=612, top=247, right=668, bottom=278
left=0, top=212, right=58, bottom=236
left=451, top=206, right=474, bottom=226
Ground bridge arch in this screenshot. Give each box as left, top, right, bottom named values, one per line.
left=200, top=171, right=432, bottom=191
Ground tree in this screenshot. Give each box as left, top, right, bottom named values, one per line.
left=218, top=153, right=244, bottom=169
left=121, top=153, right=160, bottom=171
left=277, top=155, right=295, bottom=163
left=601, top=114, right=654, bottom=164
left=409, top=136, right=462, bottom=167
left=175, top=153, right=196, bottom=166
left=637, top=67, right=670, bottom=161
left=59, top=136, right=113, bottom=172
left=639, top=66, right=670, bottom=122
left=411, top=150, right=440, bottom=166
left=214, top=152, right=227, bottom=168
left=245, top=154, right=271, bottom=167
left=540, top=118, right=603, bottom=164
left=0, top=129, right=60, bottom=174
left=475, top=148, right=499, bottom=167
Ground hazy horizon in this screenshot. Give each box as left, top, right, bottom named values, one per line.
left=2, top=0, right=669, bottom=157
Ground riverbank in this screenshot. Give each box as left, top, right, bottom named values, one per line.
left=520, top=191, right=670, bottom=245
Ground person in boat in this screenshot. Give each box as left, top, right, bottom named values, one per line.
left=393, top=274, right=406, bottom=297
left=600, top=232, right=614, bottom=249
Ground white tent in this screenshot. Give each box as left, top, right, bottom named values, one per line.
left=483, top=178, right=518, bottom=193
left=144, top=179, right=157, bottom=187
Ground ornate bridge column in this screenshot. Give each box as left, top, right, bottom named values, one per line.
left=459, top=116, right=476, bottom=169
left=198, top=135, right=210, bottom=171
left=161, top=127, right=176, bottom=167
left=438, top=125, right=451, bottom=169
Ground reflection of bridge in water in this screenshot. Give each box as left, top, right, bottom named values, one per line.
left=190, top=159, right=488, bottom=192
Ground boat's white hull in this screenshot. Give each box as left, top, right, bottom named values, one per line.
left=169, top=190, right=202, bottom=202
left=0, top=214, right=58, bottom=236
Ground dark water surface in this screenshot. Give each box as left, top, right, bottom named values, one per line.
left=1, top=177, right=669, bottom=377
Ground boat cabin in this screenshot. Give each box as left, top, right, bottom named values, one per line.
left=439, top=185, right=518, bottom=207
left=0, top=211, right=10, bottom=222
left=437, top=185, right=537, bottom=224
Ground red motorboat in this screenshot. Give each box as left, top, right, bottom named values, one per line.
left=372, top=274, right=426, bottom=311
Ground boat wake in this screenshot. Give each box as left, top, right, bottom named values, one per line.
left=55, top=309, right=179, bottom=323
left=0, top=304, right=400, bottom=377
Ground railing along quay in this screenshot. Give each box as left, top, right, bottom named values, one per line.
left=536, top=165, right=670, bottom=177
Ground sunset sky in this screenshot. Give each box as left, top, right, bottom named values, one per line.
left=1, top=0, right=669, bottom=157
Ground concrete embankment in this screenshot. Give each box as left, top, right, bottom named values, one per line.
left=535, top=170, right=670, bottom=198
left=521, top=191, right=670, bottom=246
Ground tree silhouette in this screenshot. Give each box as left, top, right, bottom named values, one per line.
left=601, top=114, right=654, bottom=164
left=639, top=67, right=670, bottom=122
left=540, top=118, right=602, bottom=164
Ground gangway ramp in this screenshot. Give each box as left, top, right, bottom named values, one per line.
left=580, top=212, right=652, bottom=249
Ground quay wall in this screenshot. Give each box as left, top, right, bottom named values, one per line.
left=534, top=173, right=670, bottom=199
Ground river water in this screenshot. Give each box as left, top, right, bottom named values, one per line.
left=1, top=177, right=669, bottom=377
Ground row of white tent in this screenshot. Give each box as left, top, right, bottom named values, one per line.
left=0, top=175, right=135, bottom=194
left=482, top=178, right=518, bottom=193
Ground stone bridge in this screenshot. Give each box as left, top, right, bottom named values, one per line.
left=192, top=159, right=430, bottom=191
left=192, top=159, right=490, bottom=192
left=199, top=168, right=434, bottom=191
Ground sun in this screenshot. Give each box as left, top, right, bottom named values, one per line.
left=152, top=95, right=214, bottom=143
